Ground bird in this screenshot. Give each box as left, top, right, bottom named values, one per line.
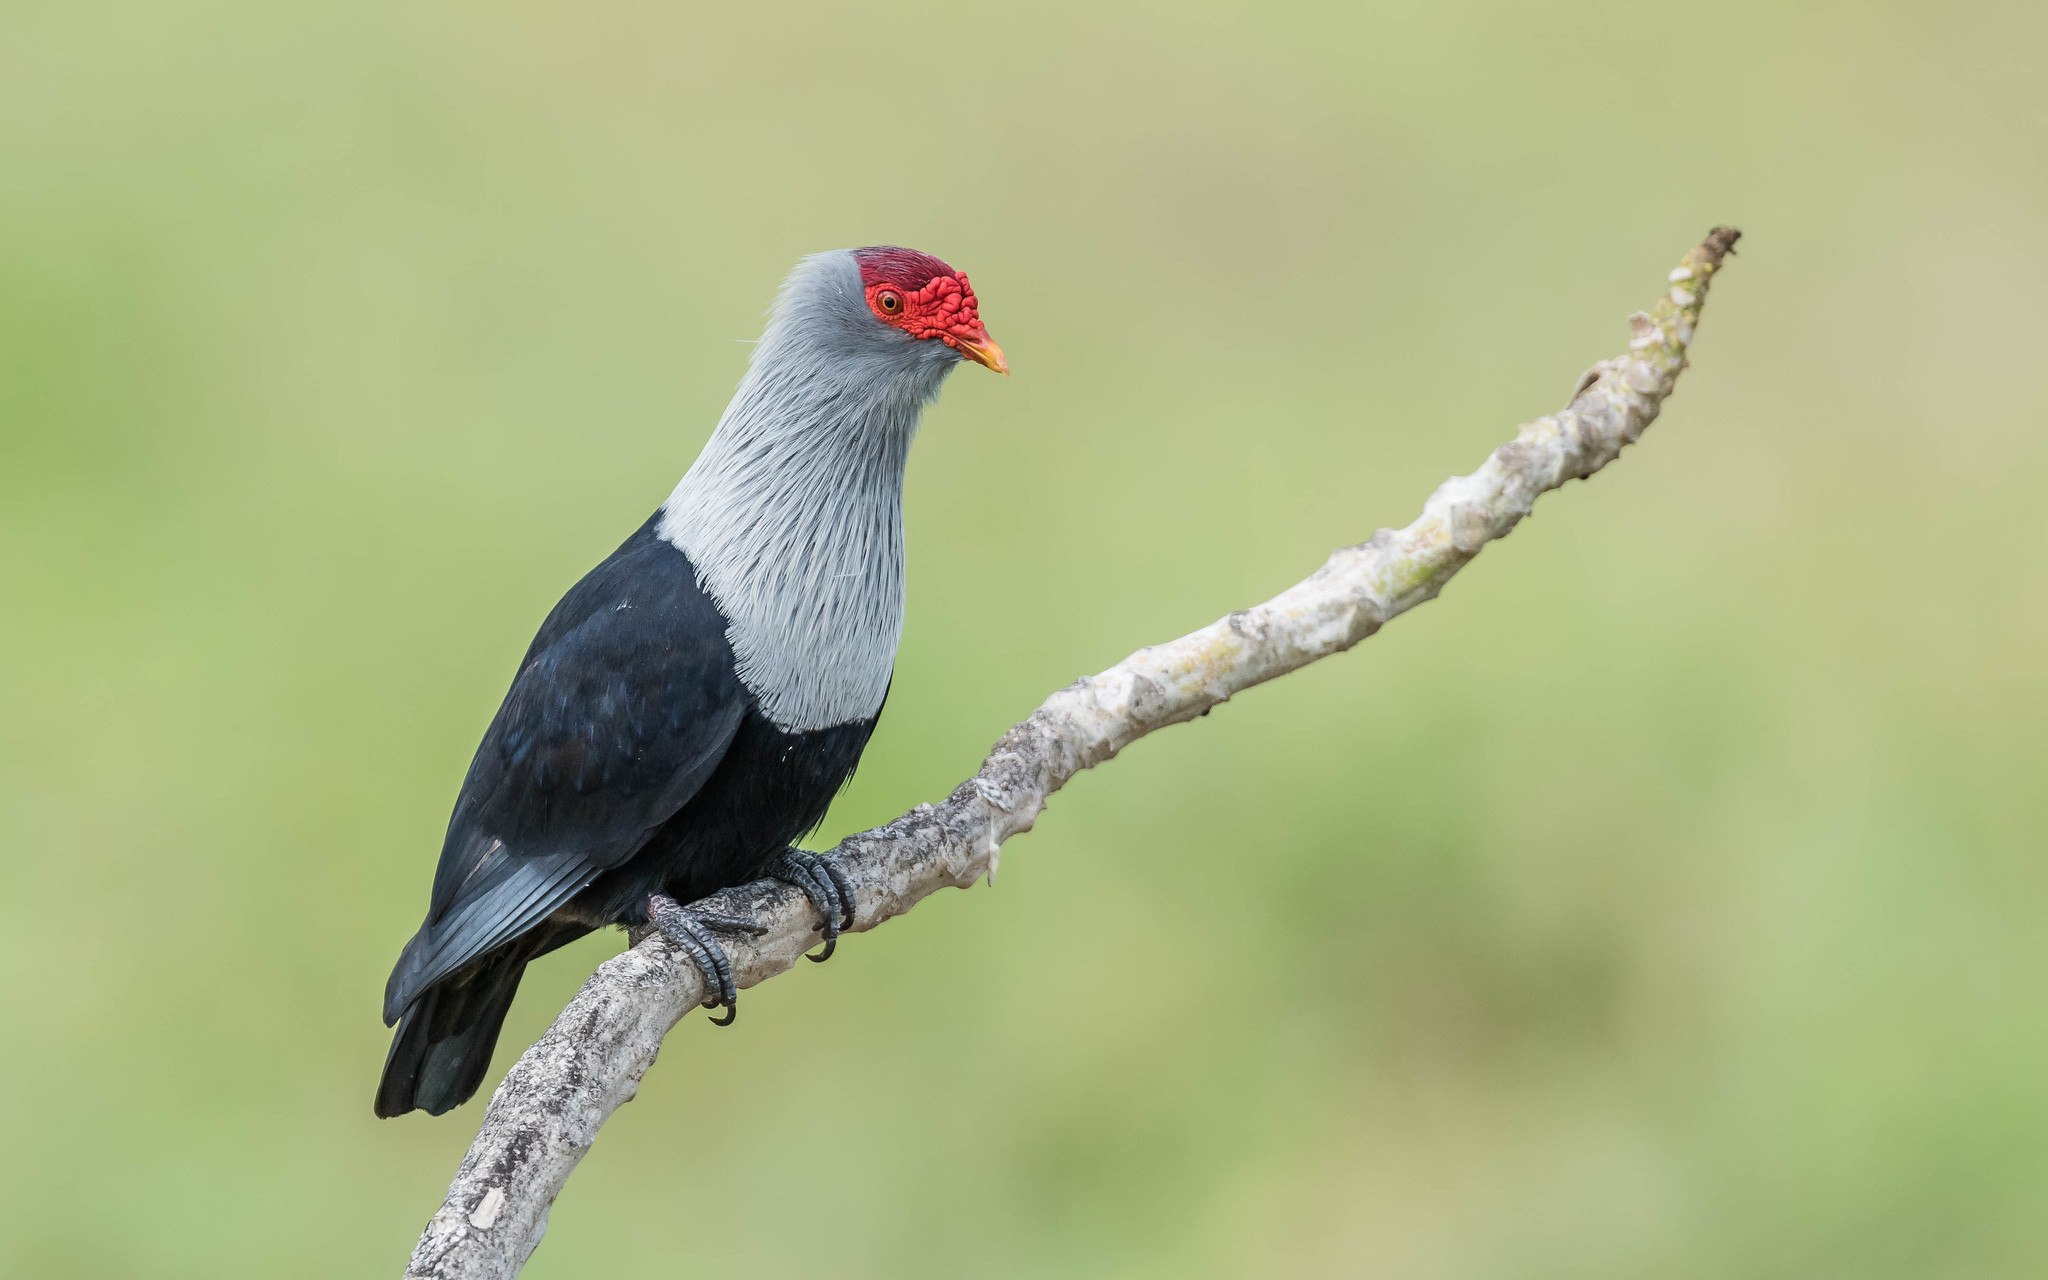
left=375, top=246, right=1006, bottom=1118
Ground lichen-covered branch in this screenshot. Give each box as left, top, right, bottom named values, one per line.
left=404, top=227, right=1743, bottom=1279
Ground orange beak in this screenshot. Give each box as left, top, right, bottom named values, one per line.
left=955, top=334, right=1009, bottom=376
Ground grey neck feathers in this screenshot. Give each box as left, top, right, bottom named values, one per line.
left=657, top=251, right=957, bottom=732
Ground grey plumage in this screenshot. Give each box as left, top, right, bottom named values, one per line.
left=659, top=250, right=959, bottom=731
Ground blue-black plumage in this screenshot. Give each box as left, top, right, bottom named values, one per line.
left=376, top=248, right=1005, bottom=1117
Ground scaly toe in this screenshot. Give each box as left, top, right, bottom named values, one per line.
left=646, top=894, right=743, bottom=1024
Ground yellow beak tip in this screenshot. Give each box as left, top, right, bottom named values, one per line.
left=960, top=338, right=1009, bottom=375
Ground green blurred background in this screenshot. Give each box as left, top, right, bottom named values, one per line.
left=4, top=1, right=2045, bottom=1275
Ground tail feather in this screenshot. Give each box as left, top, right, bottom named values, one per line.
left=375, top=948, right=530, bottom=1118
left=377, top=919, right=589, bottom=1118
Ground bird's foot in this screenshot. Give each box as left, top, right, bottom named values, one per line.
left=768, top=848, right=857, bottom=964
left=646, top=893, right=767, bottom=1026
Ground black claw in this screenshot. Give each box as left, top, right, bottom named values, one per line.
left=770, top=849, right=853, bottom=965
left=817, top=856, right=857, bottom=932
left=646, top=893, right=743, bottom=1025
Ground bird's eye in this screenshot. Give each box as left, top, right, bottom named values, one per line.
left=877, top=290, right=903, bottom=314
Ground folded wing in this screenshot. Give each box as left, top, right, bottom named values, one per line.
left=383, top=525, right=745, bottom=1023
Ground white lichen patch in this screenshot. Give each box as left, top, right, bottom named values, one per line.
left=469, top=1187, right=507, bottom=1231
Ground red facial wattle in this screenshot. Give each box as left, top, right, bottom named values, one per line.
left=853, top=248, right=1008, bottom=375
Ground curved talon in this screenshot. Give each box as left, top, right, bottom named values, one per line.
left=769, top=849, right=852, bottom=964
left=793, top=883, right=839, bottom=963
left=646, top=893, right=742, bottom=1026
left=795, top=864, right=841, bottom=963
left=816, top=855, right=857, bottom=932
left=806, top=923, right=838, bottom=965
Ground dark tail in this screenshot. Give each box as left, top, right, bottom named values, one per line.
left=375, top=944, right=533, bottom=1118
left=377, top=919, right=587, bottom=1118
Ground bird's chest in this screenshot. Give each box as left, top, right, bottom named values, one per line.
left=568, top=703, right=879, bottom=917
left=714, top=710, right=880, bottom=828
left=661, top=451, right=909, bottom=735
left=629, top=708, right=879, bottom=903
left=714, top=563, right=902, bottom=734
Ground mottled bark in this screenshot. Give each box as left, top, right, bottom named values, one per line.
left=406, top=227, right=1743, bottom=1279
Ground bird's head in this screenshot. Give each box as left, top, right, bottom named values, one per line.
left=847, top=246, right=1008, bottom=376
left=720, top=246, right=1005, bottom=442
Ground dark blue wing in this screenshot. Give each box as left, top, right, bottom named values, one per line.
left=383, top=518, right=745, bottom=1022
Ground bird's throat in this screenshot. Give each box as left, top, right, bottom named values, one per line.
left=656, top=359, right=936, bottom=733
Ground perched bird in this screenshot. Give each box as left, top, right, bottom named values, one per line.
left=376, top=247, right=1005, bottom=1118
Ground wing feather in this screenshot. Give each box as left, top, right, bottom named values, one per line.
left=384, top=520, right=745, bottom=1023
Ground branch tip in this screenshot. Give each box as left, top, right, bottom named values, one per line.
left=1697, top=225, right=1742, bottom=267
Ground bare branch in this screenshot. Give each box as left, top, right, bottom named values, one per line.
left=404, top=227, right=1743, bottom=1279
